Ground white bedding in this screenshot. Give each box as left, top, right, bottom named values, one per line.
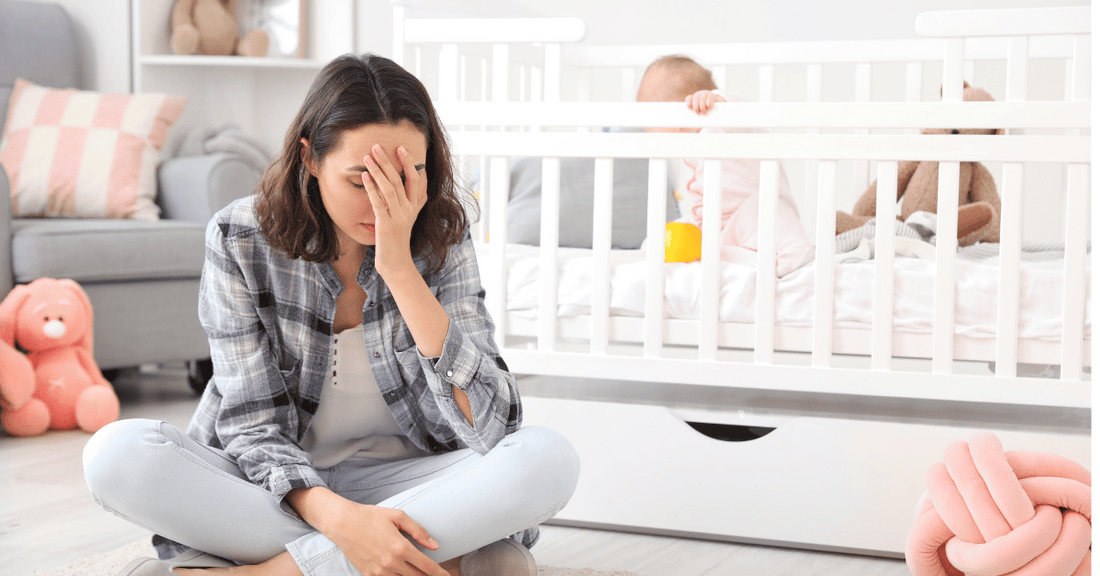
left=477, top=243, right=1092, bottom=341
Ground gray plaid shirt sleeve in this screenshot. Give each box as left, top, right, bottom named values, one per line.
left=399, top=235, right=521, bottom=454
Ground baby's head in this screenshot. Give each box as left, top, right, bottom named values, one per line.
left=637, top=55, right=717, bottom=133
left=638, top=55, right=716, bottom=103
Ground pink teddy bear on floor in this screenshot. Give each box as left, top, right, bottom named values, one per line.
left=0, top=278, right=120, bottom=436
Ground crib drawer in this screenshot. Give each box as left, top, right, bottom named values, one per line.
left=522, top=396, right=1090, bottom=557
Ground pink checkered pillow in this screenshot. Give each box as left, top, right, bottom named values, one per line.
left=0, top=78, right=186, bottom=220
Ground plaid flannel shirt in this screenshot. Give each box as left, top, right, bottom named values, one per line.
left=159, top=196, right=531, bottom=554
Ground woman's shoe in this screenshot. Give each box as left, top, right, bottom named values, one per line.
left=117, top=549, right=234, bottom=576
left=460, top=538, right=538, bottom=576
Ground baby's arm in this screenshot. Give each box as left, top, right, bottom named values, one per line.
left=686, top=90, right=726, bottom=115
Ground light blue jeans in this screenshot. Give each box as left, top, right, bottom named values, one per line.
left=83, top=419, right=579, bottom=575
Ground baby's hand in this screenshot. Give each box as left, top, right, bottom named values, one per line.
left=685, top=90, right=726, bottom=115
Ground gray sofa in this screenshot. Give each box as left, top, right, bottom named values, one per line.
left=0, top=1, right=261, bottom=391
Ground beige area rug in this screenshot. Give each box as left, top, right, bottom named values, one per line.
left=38, top=540, right=642, bottom=576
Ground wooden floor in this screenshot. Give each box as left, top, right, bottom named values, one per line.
left=1, top=366, right=912, bottom=576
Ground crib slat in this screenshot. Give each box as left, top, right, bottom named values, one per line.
left=538, top=158, right=561, bottom=351
left=480, top=59, right=489, bottom=102
left=392, top=2, right=407, bottom=66
left=493, top=44, right=509, bottom=102
left=1060, top=163, right=1088, bottom=380
left=531, top=66, right=544, bottom=105
left=544, top=43, right=561, bottom=102
left=905, top=62, right=923, bottom=135
left=904, top=62, right=923, bottom=101
left=812, top=161, right=838, bottom=368
left=755, top=161, right=780, bottom=364
left=942, top=39, right=965, bottom=101
left=1094, top=155, right=1099, bottom=375
left=438, top=43, right=459, bottom=102
left=995, top=163, right=1024, bottom=378
left=644, top=159, right=669, bottom=358
left=577, top=68, right=592, bottom=102
left=477, top=154, right=489, bottom=241
left=699, top=159, right=723, bottom=361
left=806, top=64, right=823, bottom=102
left=758, top=64, right=775, bottom=102
left=802, top=159, right=819, bottom=241
left=1071, top=35, right=1090, bottom=101
left=590, top=158, right=614, bottom=355
left=803, top=64, right=823, bottom=240
left=855, top=63, right=872, bottom=100
left=931, top=38, right=965, bottom=375
left=459, top=56, right=469, bottom=102
left=518, top=65, right=528, bottom=102
left=488, top=156, right=511, bottom=347
left=1006, top=36, right=1028, bottom=103
left=852, top=63, right=872, bottom=192
left=932, top=161, right=961, bottom=374
left=871, top=162, right=898, bottom=371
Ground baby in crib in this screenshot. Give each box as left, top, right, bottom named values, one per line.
left=637, top=55, right=814, bottom=277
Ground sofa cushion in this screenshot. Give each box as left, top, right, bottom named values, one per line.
left=0, top=78, right=187, bottom=220
left=11, top=218, right=206, bottom=284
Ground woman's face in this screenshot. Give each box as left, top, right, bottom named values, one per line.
left=305, top=120, right=428, bottom=256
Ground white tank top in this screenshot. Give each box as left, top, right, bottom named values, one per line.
left=300, top=324, right=427, bottom=469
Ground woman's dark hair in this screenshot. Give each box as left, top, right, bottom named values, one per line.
left=256, top=53, right=470, bottom=273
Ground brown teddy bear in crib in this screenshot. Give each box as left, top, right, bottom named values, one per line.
left=835, top=82, right=1002, bottom=246
left=170, top=0, right=270, bottom=57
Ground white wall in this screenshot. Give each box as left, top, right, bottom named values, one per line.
left=23, top=0, right=130, bottom=93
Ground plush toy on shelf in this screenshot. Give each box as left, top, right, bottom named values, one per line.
left=835, top=82, right=1003, bottom=247
left=0, top=279, right=120, bottom=436
left=170, top=0, right=270, bottom=57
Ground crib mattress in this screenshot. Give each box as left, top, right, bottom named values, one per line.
left=479, top=243, right=1092, bottom=342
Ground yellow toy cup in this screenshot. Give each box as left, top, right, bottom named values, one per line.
left=665, top=222, right=702, bottom=263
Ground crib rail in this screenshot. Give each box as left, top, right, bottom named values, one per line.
left=450, top=129, right=1087, bottom=163
left=447, top=126, right=1090, bottom=408
left=437, top=101, right=1089, bottom=130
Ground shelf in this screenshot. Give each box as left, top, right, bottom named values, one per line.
left=140, top=54, right=328, bottom=70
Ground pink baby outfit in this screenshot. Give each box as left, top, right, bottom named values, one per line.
left=683, top=125, right=814, bottom=277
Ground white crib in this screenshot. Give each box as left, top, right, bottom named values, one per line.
left=393, top=4, right=1091, bottom=557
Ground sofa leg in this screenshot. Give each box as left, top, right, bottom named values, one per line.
left=186, top=358, right=213, bottom=395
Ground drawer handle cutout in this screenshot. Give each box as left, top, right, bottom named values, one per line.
left=686, top=421, right=775, bottom=442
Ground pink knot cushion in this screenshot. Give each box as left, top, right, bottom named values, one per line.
left=905, top=432, right=1091, bottom=576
